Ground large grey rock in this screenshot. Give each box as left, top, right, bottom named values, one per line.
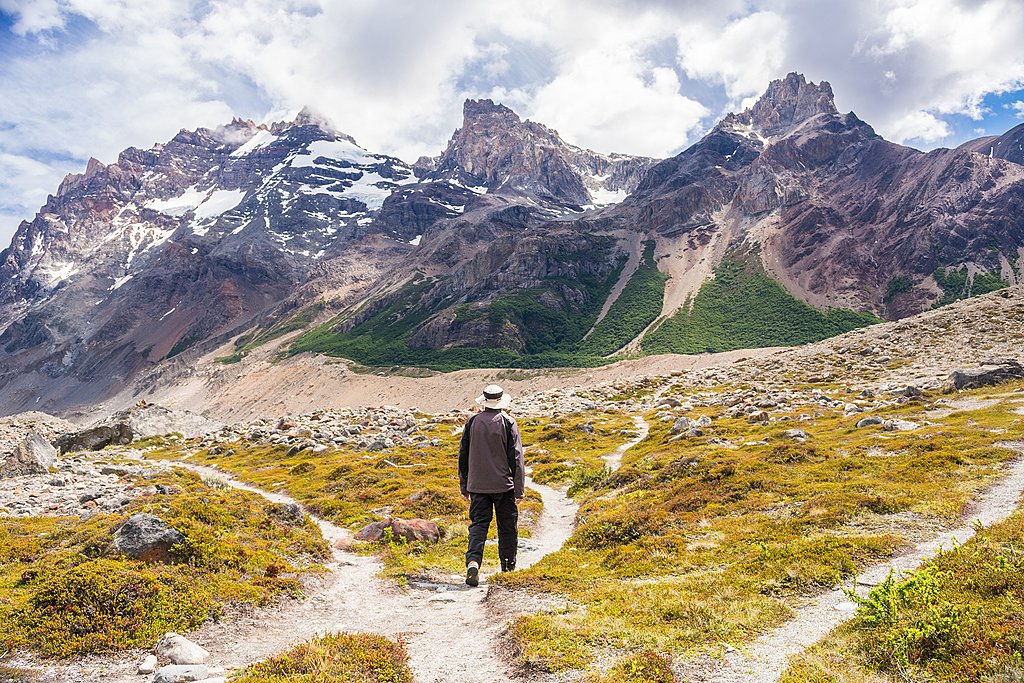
left=104, top=403, right=222, bottom=439
left=153, top=664, right=209, bottom=683
left=112, top=513, right=185, bottom=563
left=54, top=423, right=132, bottom=454
left=944, top=359, right=1024, bottom=392
left=155, top=632, right=209, bottom=665
left=0, top=433, right=56, bottom=478
left=856, top=416, right=884, bottom=428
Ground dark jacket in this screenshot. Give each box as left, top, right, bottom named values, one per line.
left=458, top=409, right=525, bottom=498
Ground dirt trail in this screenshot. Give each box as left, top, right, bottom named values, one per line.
left=683, top=446, right=1024, bottom=683
left=601, top=415, right=649, bottom=471
left=164, top=463, right=575, bottom=683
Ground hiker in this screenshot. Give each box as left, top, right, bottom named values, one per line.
left=458, top=384, right=525, bottom=587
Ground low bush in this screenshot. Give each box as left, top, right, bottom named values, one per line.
left=233, top=632, right=412, bottom=683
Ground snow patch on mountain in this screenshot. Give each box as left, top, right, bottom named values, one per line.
left=231, top=130, right=278, bottom=157
left=144, top=187, right=208, bottom=216
left=194, top=188, right=246, bottom=219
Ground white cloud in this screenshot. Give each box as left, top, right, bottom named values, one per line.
left=676, top=10, right=789, bottom=105
left=1010, top=101, right=1024, bottom=118
left=530, top=54, right=707, bottom=157
left=885, top=110, right=953, bottom=145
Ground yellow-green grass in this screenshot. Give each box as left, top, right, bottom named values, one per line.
left=518, top=411, right=636, bottom=485
left=498, top=383, right=1024, bottom=674
left=232, top=631, right=412, bottom=683
left=781, top=508, right=1024, bottom=683
left=145, top=420, right=545, bottom=578
left=0, top=666, right=37, bottom=683
left=0, top=469, right=328, bottom=657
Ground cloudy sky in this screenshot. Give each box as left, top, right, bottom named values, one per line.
left=1, top=0, right=1023, bottom=247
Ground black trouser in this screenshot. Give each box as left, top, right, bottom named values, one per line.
left=466, top=491, right=518, bottom=568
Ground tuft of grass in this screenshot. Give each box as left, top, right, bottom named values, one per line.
left=232, top=632, right=412, bottom=683
left=584, top=651, right=677, bottom=683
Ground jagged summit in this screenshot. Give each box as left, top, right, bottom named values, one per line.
left=461, top=98, right=521, bottom=125
left=748, top=72, right=838, bottom=136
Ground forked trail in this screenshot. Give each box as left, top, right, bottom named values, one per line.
left=156, top=418, right=650, bottom=682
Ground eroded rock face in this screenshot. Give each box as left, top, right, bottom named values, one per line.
left=0, top=433, right=56, bottom=478
left=112, top=512, right=185, bottom=563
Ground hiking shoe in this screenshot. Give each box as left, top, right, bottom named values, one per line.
left=466, top=562, right=480, bottom=587
left=501, top=559, right=516, bottom=572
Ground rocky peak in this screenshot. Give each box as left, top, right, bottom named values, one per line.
left=461, top=98, right=522, bottom=128
left=748, top=73, right=839, bottom=137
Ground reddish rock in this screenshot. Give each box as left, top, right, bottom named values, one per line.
left=353, top=517, right=442, bottom=543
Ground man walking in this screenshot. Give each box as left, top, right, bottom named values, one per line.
left=458, top=384, right=525, bottom=587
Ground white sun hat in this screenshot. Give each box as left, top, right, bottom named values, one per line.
left=476, top=384, right=512, bottom=410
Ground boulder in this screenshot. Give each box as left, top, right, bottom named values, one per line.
left=155, top=632, right=209, bottom=665
left=783, top=429, right=809, bottom=440
left=694, top=415, right=712, bottom=427
left=112, top=513, right=185, bottom=563
left=391, top=518, right=442, bottom=543
left=153, top=665, right=209, bottom=683
left=354, top=517, right=441, bottom=543
left=0, top=433, right=57, bottom=478
left=883, top=419, right=920, bottom=432
left=945, top=360, right=1024, bottom=392
left=747, top=411, right=770, bottom=424
left=655, top=397, right=682, bottom=408
left=54, top=423, right=133, bottom=453
left=856, top=416, right=884, bottom=428
left=669, top=417, right=692, bottom=434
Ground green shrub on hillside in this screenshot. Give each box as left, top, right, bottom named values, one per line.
left=287, top=240, right=626, bottom=370
left=784, top=509, right=1024, bottom=682
left=641, top=259, right=879, bottom=354
left=578, top=240, right=667, bottom=357
left=933, top=266, right=1008, bottom=308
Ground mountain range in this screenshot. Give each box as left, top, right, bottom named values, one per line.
left=2, top=72, right=1023, bottom=417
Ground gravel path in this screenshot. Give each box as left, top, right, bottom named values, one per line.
left=681, top=444, right=1024, bottom=683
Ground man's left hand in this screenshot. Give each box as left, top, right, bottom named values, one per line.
left=515, top=497, right=524, bottom=504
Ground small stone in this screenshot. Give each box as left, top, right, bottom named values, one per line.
left=138, top=654, right=158, bottom=674
left=153, top=664, right=209, bottom=683
left=669, top=417, right=692, bottom=434
left=155, top=632, right=210, bottom=665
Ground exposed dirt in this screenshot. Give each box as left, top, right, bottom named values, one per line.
left=104, top=345, right=774, bottom=424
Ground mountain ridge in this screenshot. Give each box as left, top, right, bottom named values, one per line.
left=1, top=73, right=1023, bottom=417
